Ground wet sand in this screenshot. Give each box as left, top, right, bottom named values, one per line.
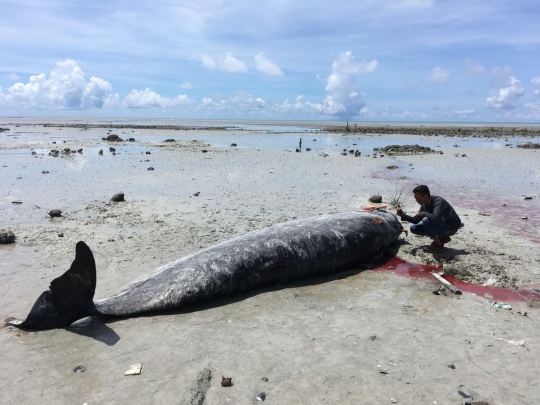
left=1, top=119, right=539, bottom=404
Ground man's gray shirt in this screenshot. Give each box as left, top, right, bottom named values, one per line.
left=401, top=195, right=461, bottom=230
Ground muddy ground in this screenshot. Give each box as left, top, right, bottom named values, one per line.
left=1, top=120, right=539, bottom=404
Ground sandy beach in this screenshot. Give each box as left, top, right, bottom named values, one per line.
left=1, top=119, right=540, bottom=404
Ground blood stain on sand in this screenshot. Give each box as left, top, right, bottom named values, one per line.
left=374, top=256, right=540, bottom=303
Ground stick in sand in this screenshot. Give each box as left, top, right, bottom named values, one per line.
left=431, top=272, right=462, bottom=295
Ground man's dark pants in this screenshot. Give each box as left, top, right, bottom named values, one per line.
left=409, top=217, right=456, bottom=240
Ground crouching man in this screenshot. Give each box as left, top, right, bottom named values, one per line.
left=396, top=185, right=462, bottom=253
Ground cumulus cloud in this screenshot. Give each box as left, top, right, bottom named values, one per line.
left=532, top=77, right=540, bottom=85
left=318, top=51, right=377, bottom=117
left=465, top=59, right=485, bottom=78
left=180, top=81, right=192, bottom=89
left=428, top=67, right=450, bottom=82
left=123, top=88, right=190, bottom=109
left=201, top=52, right=248, bottom=73
left=254, top=53, right=283, bottom=77
left=0, top=59, right=116, bottom=109
left=486, top=76, right=524, bottom=110
left=199, top=92, right=265, bottom=112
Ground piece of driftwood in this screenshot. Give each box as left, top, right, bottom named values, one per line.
left=431, top=272, right=462, bottom=295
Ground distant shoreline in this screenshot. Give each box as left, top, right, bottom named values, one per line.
left=1, top=121, right=539, bottom=138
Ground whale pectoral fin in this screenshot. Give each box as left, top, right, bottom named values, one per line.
left=17, top=241, right=97, bottom=330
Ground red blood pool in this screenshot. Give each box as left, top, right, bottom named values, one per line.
left=374, top=256, right=540, bottom=302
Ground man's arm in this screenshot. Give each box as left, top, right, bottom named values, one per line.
left=397, top=207, right=423, bottom=224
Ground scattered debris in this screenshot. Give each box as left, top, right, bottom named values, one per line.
left=124, top=363, right=143, bottom=376
left=478, top=211, right=490, bottom=216
left=489, top=301, right=511, bottom=310
left=376, top=144, right=437, bottom=155
left=0, top=230, right=16, bottom=244
left=221, top=376, right=232, bottom=387
left=516, top=142, right=540, bottom=149
left=495, top=337, right=525, bottom=346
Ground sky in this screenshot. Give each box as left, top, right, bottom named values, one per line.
left=1, top=0, right=540, bottom=122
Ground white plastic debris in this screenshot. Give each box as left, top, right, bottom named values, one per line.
left=124, top=363, right=143, bottom=376
left=482, top=278, right=497, bottom=286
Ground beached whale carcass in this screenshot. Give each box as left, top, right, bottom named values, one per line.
left=13, top=210, right=401, bottom=330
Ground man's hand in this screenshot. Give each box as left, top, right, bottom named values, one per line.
left=414, top=211, right=423, bottom=217
left=396, top=207, right=403, bottom=217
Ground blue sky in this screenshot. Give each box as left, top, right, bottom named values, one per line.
left=1, top=0, right=540, bottom=122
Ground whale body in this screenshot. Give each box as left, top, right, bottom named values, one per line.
left=16, top=210, right=401, bottom=329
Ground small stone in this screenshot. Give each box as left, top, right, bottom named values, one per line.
left=77, top=148, right=83, bottom=153
left=256, top=392, right=266, bottom=401
left=128, top=138, right=135, bottom=142
left=221, top=376, right=232, bottom=387
left=521, top=216, right=528, bottom=220
left=202, top=149, right=208, bottom=153
left=391, top=399, right=397, bottom=403
left=109, top=147, right=116, bottom=152
left=146, top=151, right=151, bottom=154
left=111, top=193, right=125, bottom=202
left=524, top=196, right=533, bottom=200
left=49, top=209, right=62, bottom=218
left=98, top=149, right=103, bottom=155
left=231, top=143, right=237, bottom=147
left=447, top=364, right=456, bottom=369
left=73, top=365, right=87, bottom=373
left=0, top=230, right=16, bottom=244
left=12, top=200, right=23, bottom=204
left=164, top=139, right=176, bottom=142
left=193, top=192, right=200, bottom=196
left=387, top=165, right=398, bottom=170
left=261, top=377, right=269, bottom=382
left=42, top=171, right=49, bottom=174
left=148, top=167, right=155, bottom=171
left=64, top=148, right=70, bottom=153
left=369, top=335, right=377, bottom=340
left=458, top=385, right=472, bottom=399
left=58, top=233, right=64, bottom=237
left=124, top=363, right=143, bottom=376
left=368, top=195, right=383, bottom=203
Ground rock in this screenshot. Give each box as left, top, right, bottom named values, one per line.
left=148, top=167, right=155, bottom=171
left=77, top=148, right=83, bottom=153
left=98, top=149, right=103, bottom=155
left=202, top=149, right=208, bottom=153
left=341, top=152, right=347, bottom=156
left=379, top=144, right=436, bottom=155
left=296, top=148, right=301, bottom=152
left=230, top=143, right=237, bottom=147
left=524, top=196, right=533, bottom=200
left=109, top=147, right=116, bottom=152
left=516, top=142, right=540, bottom=149
left=49, top=209, right=62, bottom=218
left=221, top=376, right=232, bottom=387
left=458, top=385, right=472, bottom=399
left=164, top=139, right=176, bottom=142
left=12, top=200, right=23, bottom=204
left=146, top=151, right=151, bottom=154
left=104, top=134, right=122, bottom=142
left=256, top=392, right=266, bottom=401
left=0, top=230, right=16, bottom=244
left=58, top=233, right=64, bottom=237
left=387, top=165, right=398, bottom=170
left=306, top=148, right=311, bottom=151
left=368, top=195, right=383, bottom=203
left=128, top=138, right=135, bottom=142
left=111, top=193, right=125, bottom=202
left=42, top=171, right=49, bottom=174
left=193, top=192, right=200, bottom=196
left=31, top=151, right=37, bottom=155
left=354, top=150, right=361, bottom=157
left=261, top=377, right=269, bottom=382
left=73, top=365, right=86, bottom=373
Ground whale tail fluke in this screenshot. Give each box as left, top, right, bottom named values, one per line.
left=17, top=241, right=97, bottom=330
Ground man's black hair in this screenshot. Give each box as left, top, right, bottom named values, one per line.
left=413, top=185, right=430, bottom=196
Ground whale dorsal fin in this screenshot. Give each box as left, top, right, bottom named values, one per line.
left=18, top=241, right=97, bottom=330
